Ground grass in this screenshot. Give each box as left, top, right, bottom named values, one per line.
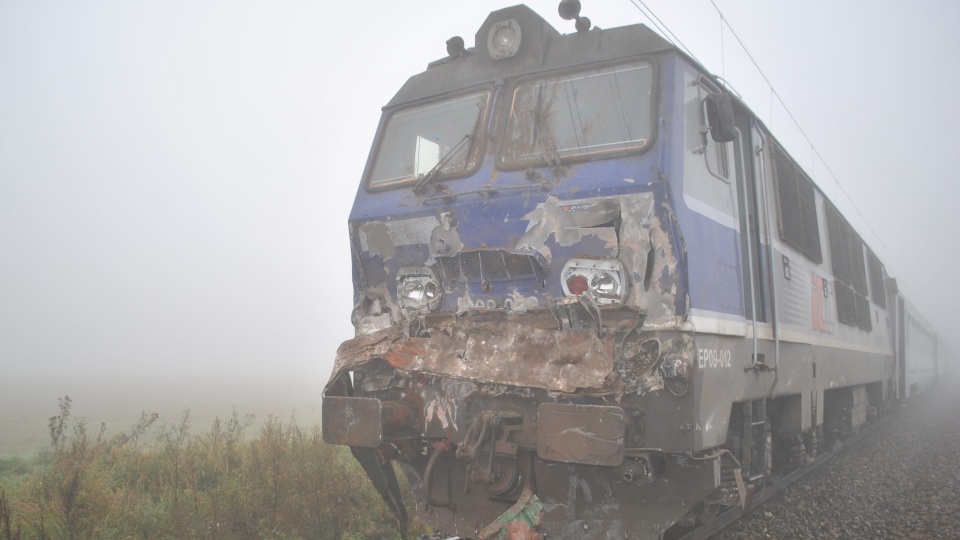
left=0, top=396, right=425, bottom=539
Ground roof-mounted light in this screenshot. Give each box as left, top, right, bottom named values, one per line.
left=487, top=19, right=521, bottom=60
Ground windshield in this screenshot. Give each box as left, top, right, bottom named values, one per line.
left=501, top=62, right=654, bottom=166
left=368, top=91, right=487, bottom=189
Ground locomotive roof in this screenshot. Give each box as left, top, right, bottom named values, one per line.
left=386, top=4, right=677, bottom=108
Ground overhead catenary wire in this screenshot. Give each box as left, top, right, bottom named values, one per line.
left=627, top=0, right=703, bottom=68
left=702, top=0, right=915, bottom=288
left=625, top=0, right=916, bottom=289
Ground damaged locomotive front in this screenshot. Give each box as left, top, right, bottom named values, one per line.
left=323, top=195, right=705, bottom=537
left=322, top=4, right=721, bottom=539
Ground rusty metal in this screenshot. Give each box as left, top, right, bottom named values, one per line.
left=381, top=399, right=416, bottom=434
left=322, top=305, right=706, bottom=537
left=329, top=315, right=620, bottom=394
left=455, top=411, right=525, bottom=497
left=321, top=397, right=415, bottom=447
left=321, top=396, right=383, bottom=447
left=457, top=412, right=492, bottom=463
left=423, top=439, right=457, bottom=511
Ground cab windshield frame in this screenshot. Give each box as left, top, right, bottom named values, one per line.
left=365, top=87, right=492, bottom=192
left=497, top=59, right=658, bottom=171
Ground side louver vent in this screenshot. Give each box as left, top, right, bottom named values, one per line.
left=836, top=281, right=858, bottom=327
left=827, top=201, right=876, bottom=332
left=867, top=248, right=886, bottom=309
left=773, top=145, right=822, bottom=264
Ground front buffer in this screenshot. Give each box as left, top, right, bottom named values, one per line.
left=323, top=309, right=719, bottom=539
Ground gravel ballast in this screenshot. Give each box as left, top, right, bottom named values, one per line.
left=718, top=376, right=960, bottom=539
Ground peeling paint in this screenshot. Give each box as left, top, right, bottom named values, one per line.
left=359, top=221, right=396, bottom=260
left=516, top=196, right=622, bottom=256
left=360, top=215, right=442, bottom=256
left=505, top=290, right=540, bottom=313
left=425, top=395, right=458, bottom=431
left=429, top=211, right=463, bottom=258
left=353, top=283, right=399, bottom=335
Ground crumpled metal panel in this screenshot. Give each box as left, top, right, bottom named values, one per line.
left=515, top=196, right=622, bottom=261
left=511, top=192, right=683, bottom=325
left=328, top=316, right=616, bottom=394
left=349, top=189, right=687, bottom=337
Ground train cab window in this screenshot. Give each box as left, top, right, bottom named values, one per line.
left=500, top=62, right=654, bottom=167
left=368, top=91, right=488, bottom=189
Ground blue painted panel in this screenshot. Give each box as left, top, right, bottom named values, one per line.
left=348, top=53, right=696, bottom=318
left=681, top=212, right=745, bottom=315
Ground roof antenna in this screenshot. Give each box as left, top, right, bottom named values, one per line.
left=558, top=0, right=592, bottom=33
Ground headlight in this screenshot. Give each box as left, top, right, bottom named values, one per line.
left=487, top=19, right=521, bottom=59
left=396, top=267, right=442, bottom=312
left=591, top=272, right=619, bottom=297
left=561, top=258, right=627, bottom=305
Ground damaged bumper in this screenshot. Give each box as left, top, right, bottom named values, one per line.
left=326, top=305, right=643, bottom=396
left=321, top=304, right=709, bottom=539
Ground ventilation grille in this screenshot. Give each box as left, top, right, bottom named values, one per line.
left=827, top=201, right=876, bottom=332
left=773, top=145, right=822, bottom=264
left=867, top=248, right=886, bottom=308
left=855, top=293, right=873, bottom=332
left=433, top=250, right=546, bottom=284
left=836, top=281, right=858, bottom=327
left=835, top=280, right=874, bottom=332
left=827, top=203, right=855, bottom=286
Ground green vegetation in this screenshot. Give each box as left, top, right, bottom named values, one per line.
left=0, top=396, right=425, bottom=539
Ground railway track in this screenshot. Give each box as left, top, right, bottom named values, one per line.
left=424, top=411, right=895, bottom=540
left=674, top=412, right=894, bottom=540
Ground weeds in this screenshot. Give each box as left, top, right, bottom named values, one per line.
left=0, top=488, right=22, bottom=540
left=2, top=396, right=424, bottom=539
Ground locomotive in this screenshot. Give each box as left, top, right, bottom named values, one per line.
left=322, top=3, right=944, bottom=538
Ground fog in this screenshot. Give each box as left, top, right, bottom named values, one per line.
left=2, top=1, right=958, bottom=454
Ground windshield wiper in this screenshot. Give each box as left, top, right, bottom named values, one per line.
left=531, top=92, right=565, bottom=178
left=412, top=134, right=472, bottom=195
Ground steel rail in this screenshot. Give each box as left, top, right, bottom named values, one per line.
left=431, top=412, right=896, bottom=540
left=674, top=411, right=895, bottom=540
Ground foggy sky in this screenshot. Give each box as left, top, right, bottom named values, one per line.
left=2, top=1, right=958, bottom=418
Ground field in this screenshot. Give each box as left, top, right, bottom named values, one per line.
left=0, top=382, right=425, bottom=539
left=0, top=378, right=328, bottom=458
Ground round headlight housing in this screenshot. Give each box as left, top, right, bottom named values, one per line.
left=396, top=267, right=443, bottom=312
left=487, top=19, right=521, bottom=60
left=590, top=272, right=619, bottom=298
left=560, top=258, right=628, bottom=305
